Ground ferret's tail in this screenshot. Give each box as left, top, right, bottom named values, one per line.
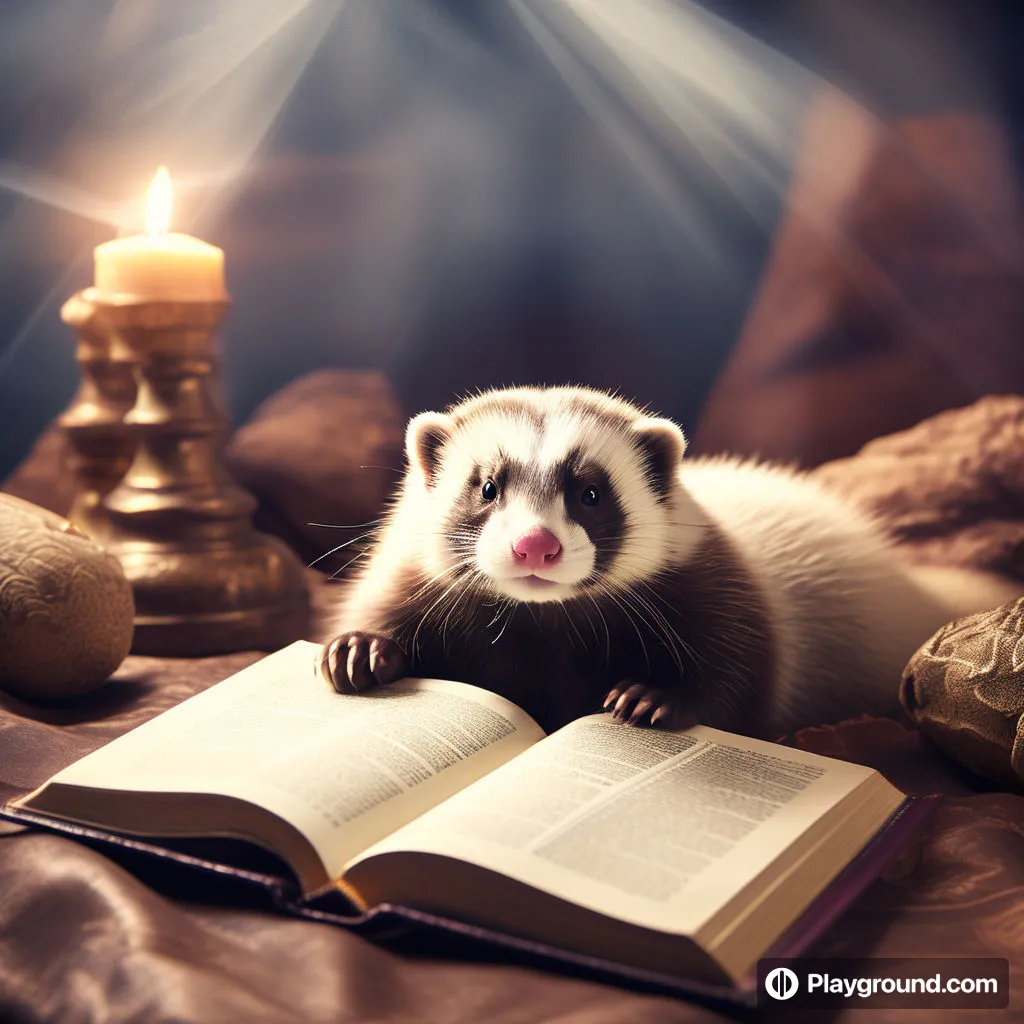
left=905, top=565, right=1022, bottom=623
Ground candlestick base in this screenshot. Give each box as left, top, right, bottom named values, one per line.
left=87, top=295, right=309, bottom=657
left=114, top=535, right=311, bottom=658
left=59, top=291, right=137, bottom=541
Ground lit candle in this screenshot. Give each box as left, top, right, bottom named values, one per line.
left=93, top=167, right=227, bottom=302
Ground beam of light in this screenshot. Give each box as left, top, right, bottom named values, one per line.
left=512, top=0, right=1024, bottom=393
left=513, top=0, right=814, bottom=243
left=518, top=0, right=1024, bottom=275
left=0, top=163, right=122, bottom=229
left=373, top=0, right=497, bottom=76
left=1, top=0, right=1018, bottom=434
left=510, top=0, right=734, bottom=277
left=0, top=258, right=88, bottom=381
left=0, top=0, right=345, bottom=234
left=97, top=0, right=348, bottom=231
left=0, top=0, right=346, bottom=414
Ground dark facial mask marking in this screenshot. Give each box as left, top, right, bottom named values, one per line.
left=436, top=430, right=629, bottom=586
left=563, top=459, right=625, bottom=576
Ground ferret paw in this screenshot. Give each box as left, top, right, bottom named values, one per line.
left=603, top=682, right=678, bottom=728
left=318, top=632, right=408, bottom=694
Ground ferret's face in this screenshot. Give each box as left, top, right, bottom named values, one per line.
left=406, top=389, right=700, bottom=604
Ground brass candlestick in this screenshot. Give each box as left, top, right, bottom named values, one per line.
left=84, top=292, right=309, bottom=657
left=59, top=291, right=137, bottom=540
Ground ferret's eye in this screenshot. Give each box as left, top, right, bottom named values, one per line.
left=481, top=480, right=498, bottom=502
left=581, top=485, right=600, bottom=507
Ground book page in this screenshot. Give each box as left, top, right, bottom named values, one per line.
left=37, top=641, right=544, bottom=881
left=349, top=715, right=891, bottom=935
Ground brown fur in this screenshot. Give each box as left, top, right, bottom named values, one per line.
left=331, top=522, right=774, bottom=736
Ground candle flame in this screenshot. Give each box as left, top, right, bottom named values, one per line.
left=146, top=166, right=172, bottom=238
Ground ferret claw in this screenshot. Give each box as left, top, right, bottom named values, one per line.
left=602, top=688, right=622, bottom=709
left=347, top=635, right=372, bottom=691
left=319, top=632, right=408, bottom=693
left=604, top=681, right=675, bottom=729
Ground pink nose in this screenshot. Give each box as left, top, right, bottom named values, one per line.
left=512, top=528, right=562, bottom=569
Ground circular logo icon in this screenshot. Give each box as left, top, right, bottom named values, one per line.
left=765, top=966, right=800, bottom=1001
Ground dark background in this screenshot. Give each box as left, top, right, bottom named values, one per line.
left=1, top=0, right=1021, bottom=481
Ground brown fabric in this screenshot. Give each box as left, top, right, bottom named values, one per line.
left=0, top=833, right=711, bottom=1024
left=1, top=426, right=74, bottom=518
left=691, top=90, right=1024, bottom=468
left=900, top=597, right=1024, bottom=790
left=811, top=394, right=1024, bottom=581
left=222, top=369, right=406, bottom=566
left=1, top=622, right=1023, bottom=1022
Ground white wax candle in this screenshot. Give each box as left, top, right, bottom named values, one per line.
left=94, top=232, right=226, bottom=301
left=93, top=167, right=227, bottom=302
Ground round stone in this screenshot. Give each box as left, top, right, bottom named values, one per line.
left=901, top=597, right=1024, bottom=788
left=0, top=494, right=134, bottom=700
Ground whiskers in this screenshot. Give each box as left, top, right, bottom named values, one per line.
left=406, top=555, right=487, bottom=659
left=307, top=519, right=384, bottom=530
left=489, top=599, right=517, bottom=645
left=307, top=530, right=377, bottom=572
left=306, top=517, right=392, bottom=580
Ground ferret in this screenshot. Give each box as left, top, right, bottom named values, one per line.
left=317, top=385, right=1018, bottom=737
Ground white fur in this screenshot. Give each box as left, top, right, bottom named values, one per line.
left=679, top=456, right=1018, bottom=732
left=336, top=385, right=1020, bottom=734
left=406, top=387, right=707, bottom=605
left=475, top=494, right=596, bottom=603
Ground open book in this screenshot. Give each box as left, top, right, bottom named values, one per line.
left=14, top=641, right=916, bottom=992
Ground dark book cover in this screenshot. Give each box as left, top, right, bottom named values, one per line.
left=0, top=794, right=940, bottom=1009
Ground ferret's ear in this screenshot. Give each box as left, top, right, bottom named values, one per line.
left=631, top=418, right=687, bottom=498
left=406, top=412, right=454, bottom=486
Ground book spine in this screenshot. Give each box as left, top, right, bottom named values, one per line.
left=741, top=795, right=942, bottom=983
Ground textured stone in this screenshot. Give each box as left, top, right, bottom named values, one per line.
left=901, top=598, right=1024, bottom=789
left=0, top=495, right=134, bottom=700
